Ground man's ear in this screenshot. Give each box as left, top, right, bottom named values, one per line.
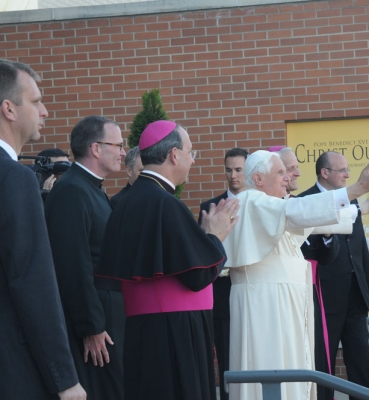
left=253, top=172, right=264, bottom=188
left=126, top=166, right=132, bottom=178
left=1, top=100, right=16, bottom=122
left=90, top=142, right=101, bottom=159
left=320, top=168, right=329, bottom=180
left=168, top=147, right=178, bottom=165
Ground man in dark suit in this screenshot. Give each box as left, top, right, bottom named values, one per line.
left=45, top=116, right=126, bottom=400
left=0, top=59, right=85, bottom=399
left=300, top=151, right=369, bottom=400
left=198, top=147, right=249, bottom=400
left=110, top=145, right=143, bottom=207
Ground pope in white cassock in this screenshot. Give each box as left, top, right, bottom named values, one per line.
left=222, top=150, right=369, bottom=400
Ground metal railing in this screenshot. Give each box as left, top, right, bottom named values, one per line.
left=224, top=369, right=369, bottom=400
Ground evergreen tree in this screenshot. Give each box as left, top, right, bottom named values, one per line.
left=127, top=89, right=169, bottom=148
left=127, top=89, right=183, bottom=198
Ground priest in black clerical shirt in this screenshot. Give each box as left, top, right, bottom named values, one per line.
left=45, top=115, right=126, bottom=400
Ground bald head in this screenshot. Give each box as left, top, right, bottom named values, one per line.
left=316, top=151, right=350, bottom=190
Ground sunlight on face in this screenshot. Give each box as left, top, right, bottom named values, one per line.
left=261, top=157, right=289, bottom=198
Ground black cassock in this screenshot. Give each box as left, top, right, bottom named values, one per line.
left=45, top=163, right=125, bottom=400
left=97, top=172, right=227, bottom=400
left=110, top=183, right=131, bottom=208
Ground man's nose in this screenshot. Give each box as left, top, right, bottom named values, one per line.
left=40, top=102, right=48, bottom=118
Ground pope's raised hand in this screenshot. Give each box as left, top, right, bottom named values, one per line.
left=347, top=164, right=369, bottom=201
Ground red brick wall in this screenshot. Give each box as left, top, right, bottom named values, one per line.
left=1, top=0, right=369, bottom=217
left=335, top=349, right=347, bottom=380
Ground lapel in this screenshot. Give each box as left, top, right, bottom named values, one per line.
left=312, top=184, right=320, bottom=194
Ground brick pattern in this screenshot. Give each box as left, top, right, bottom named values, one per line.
left=1, top=0, right=369, bottom=217
left=335, top=349, right=348, bottom=380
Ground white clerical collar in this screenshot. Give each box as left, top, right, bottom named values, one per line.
left=316, top=181, right=326, bottom=192
left=0, top=139, right=17, bottom=161
left=142, top=169, right=175, bottom=190
left=75, top=161, right=104, bottom=180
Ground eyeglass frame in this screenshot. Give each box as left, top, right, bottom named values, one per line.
left=324, top=167, right=350, bottom=174
left=188, top=150, right=197, bottom=160
left=169, top=148, right=197, bottom=159
left=96, top=141, right=124, bottom=151
left=179, top=149, right=197, bottom=159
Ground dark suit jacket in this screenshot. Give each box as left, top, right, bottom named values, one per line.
left=300, top=230, right=340, bottom=266
left=199, top=191, right=231, bottom=319
left=299, top=184, right=369, bottom=313
left=290, top=193, right=339, bottom=265
left=0, top=147, right=78, bottom=398
left=198, top=191, right=228, bottom=226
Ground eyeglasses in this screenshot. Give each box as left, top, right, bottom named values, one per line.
left=189, top=150, right=197, bottom=159
left=173, top=148, right=197, bottom=159
left=181, top=149, right=197, bottom=159
left=97, top=141, right=124, bottom=151
left=325, top=167, right=350, bottom=174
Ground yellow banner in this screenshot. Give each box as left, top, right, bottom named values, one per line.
left=287, top=118, right=369, bottom=243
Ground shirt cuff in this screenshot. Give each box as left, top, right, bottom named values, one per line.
left=219, top=268, right=230, bottom=277
left=349, top=204, right=358, bottom=222
left=334, top=187, right=350, bottom=210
